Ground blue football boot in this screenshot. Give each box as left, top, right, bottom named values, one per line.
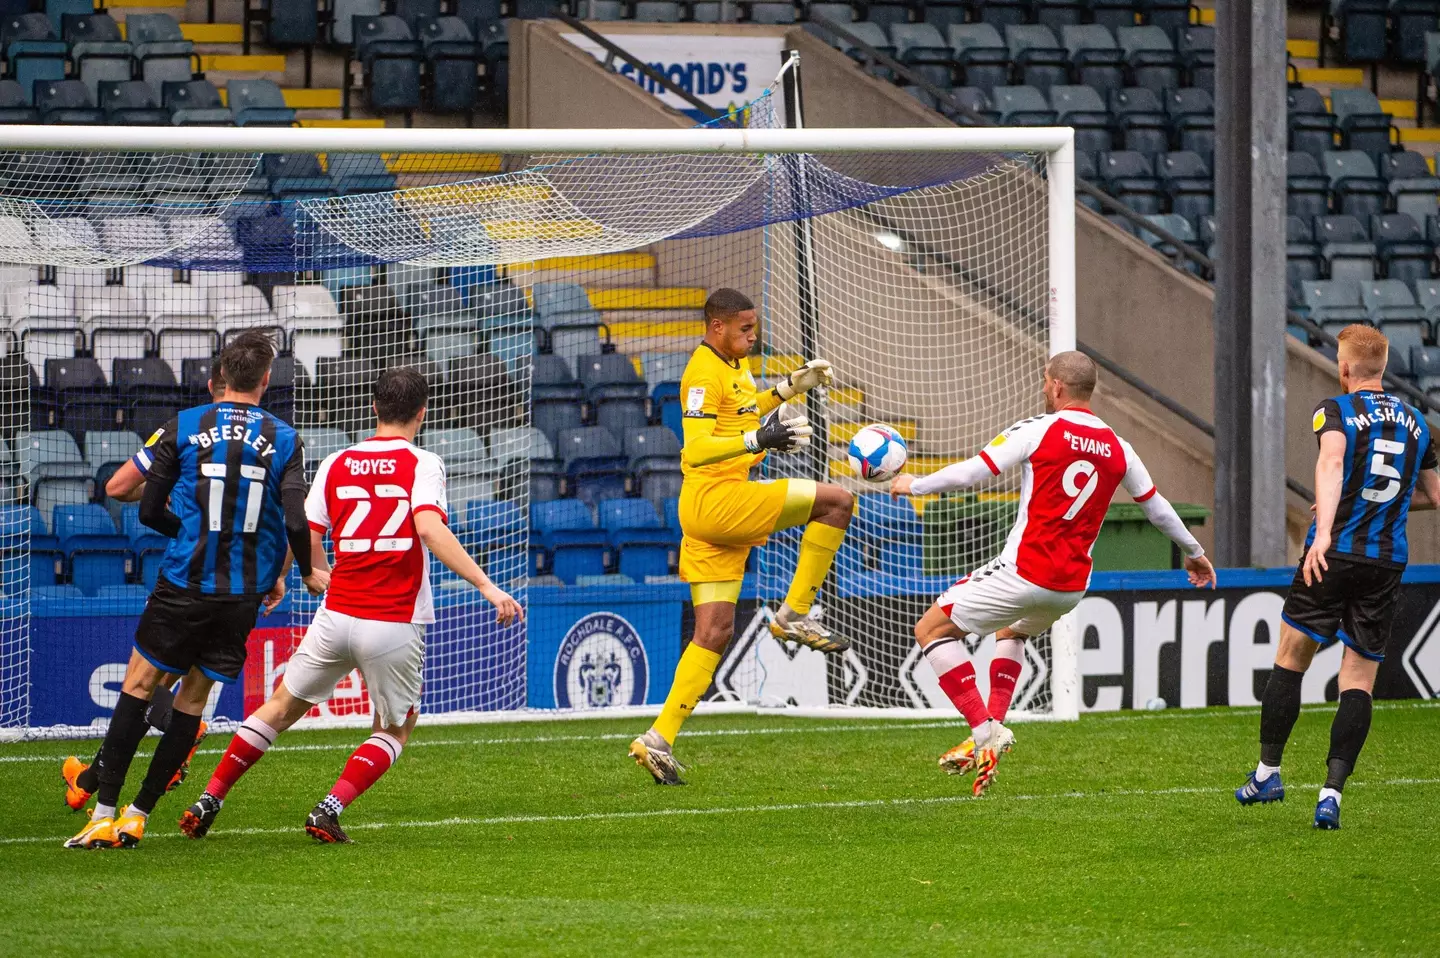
left=1235, top=770, right=1285, bottom=805
left=1313, top=795, right=1341, bottom=830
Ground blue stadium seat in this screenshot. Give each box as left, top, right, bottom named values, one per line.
left=612, top=528, right=678, bottom=580
left=1084, top=0, right=1139, bottom=32
left=1379, top=150, right=1440, bottom=222
left=855, top=493, right=922, bottom=539
left=163, top=79, right=233, bottom=126
left=662, top=496, right=681, bottom=535
left=1175, top=24, right=1214, bottom=90
left=1287, top=87, right=1337, bottom=162
left=533, top=498, right=594, bottom=533
left=533, top=398, right=583, bottom=451
left=1108, top=86, right=1168, bottom=155
left=1049, top=85, right=1110, bottom=154
left=1116, top=26, right=1181, bottom=94
left=599, top=498, right=661, bottom=532
left=1098, top=150, right=1163, bottom=213
left=354, top=15, right=422, bottom=113
left=1323, top=150, right=1387, bottom=219
left=639, top=469, right=682, bottom=506
left=576, top=352, right=645, bottom=399
left=126, top=13, right=196, bottom=92
left=3, top=14, right=66, bottom=103
left=417, top=15, right=480, bottom=113
left=34, top=79, right=104, bottom=124
left=1158, top=150, right=1212, bottom=222
left=557, top=426, right=627, bottom=505
left=53, top=502, right=116, bottom=542
left=1315, top=214, right=1378, bottom=282
left=624, top=425, right=682, bottom=470
left=70, top=541, right=132, bottom=595
left=1287, top=151, right=1332, bottom=221
left=228, top=78, right=296, bottom=126
left=1330, top=88, right=1393, bottom=159
left=266, top=152, right=333, bottom=199
left=1360, top=281, right=1429, bottom=362
left=99, top=80, right=171, bottom=125
left=463, top=499, right=526, bottom=545
left=543, top=528, right=609, bottom=584
left=1301, top=279, right=1370, bottom=327
left=1061, top=24, right=1125, bottom=98
left=329, top=152, right=396, bottom=194
left=991, top=85, right=1056, bottom=125
left=1165, top=87, right=1214, bottom=158
left=1325, top=0, right=1388, bottom=66
left=948, top=24, right=1010, bottom=94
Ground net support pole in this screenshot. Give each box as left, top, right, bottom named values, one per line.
left=781, top=51, right=828, bottom=483
left=1046, top=132, right=1081, bottom=721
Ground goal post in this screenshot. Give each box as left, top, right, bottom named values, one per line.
left=0, top=116, right=1079, bottom=737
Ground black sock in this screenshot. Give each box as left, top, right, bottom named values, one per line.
left=144, top=684, right=175, bottom=732
left=94, top=692, right=152, bottom=809
left=1258, top=665, right=1304, bottom=768
left=131, top=710, right=202, bottom=815
left=1323, top=688, right=1373, bottom=792
left=77, top=749, right=101, bottom=792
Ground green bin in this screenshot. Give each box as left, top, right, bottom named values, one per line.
left=1089, top=502, right=1209, bottom=572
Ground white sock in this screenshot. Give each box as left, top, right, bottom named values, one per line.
left=1319, top=787, right=1342, bottom=805
left=237, top=716, right=280, bottom=753
left=92, top=803, right=116, bottom=821
left=972, top=719, right=995, bottom=749
left=126, top=805, right=149, bottom=821
left=1255, top=762, right=1280, bottom=783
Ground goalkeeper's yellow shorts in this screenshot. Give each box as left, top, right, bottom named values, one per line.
left=678, top=477, right=816, bottom=586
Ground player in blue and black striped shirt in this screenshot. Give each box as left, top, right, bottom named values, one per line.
left=67, top=332, right=329, bottom=850
left=1236, top=324, right=1440, bottom=829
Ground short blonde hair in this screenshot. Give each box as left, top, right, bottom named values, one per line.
left=1337, top=323, right=1389, bottom=379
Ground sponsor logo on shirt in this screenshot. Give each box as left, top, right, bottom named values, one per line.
left=686, top=386, right=706, bottom=412
left=144, top=428, right=164, bottom=448
left=1313, top=409, right=1327, bottom=433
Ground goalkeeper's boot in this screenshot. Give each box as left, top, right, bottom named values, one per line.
left=62, top=756, right=93, bottom=811
left=1235, top=771, right=1285, bottom=806
left=628, top=729, right=687, bottom=786
left=1313, top=795, right=1341, bottom=831
left=179, top=792, right=223, bottom=839
left=938, top=738, right=977, bottom=775
left=769, top=611, right=850, bottom=654
left=970, top=723, right=1015, bottom=798
left=305, top=804, right=351, bottom=844
left=63, top=815, right=117, bottom=850
left=166, top=720, right=208, bottom=792
left=113, top=806, right=147, bottom=849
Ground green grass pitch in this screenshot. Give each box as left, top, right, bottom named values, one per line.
left=2, top=703, right=1438, bottom=956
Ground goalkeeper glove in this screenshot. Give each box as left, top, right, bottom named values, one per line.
left=744, top=405, right=813, bottom=454
left=774, top=359, right=834, bottom=401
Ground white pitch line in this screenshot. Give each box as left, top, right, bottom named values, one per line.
left=3, top=700, right=1439, bottom=765
left=3, top=777, right=1438, bottom=848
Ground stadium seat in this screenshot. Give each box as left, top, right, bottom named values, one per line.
left=1287, top=151, right=1333, bottom=221
left=1138, top=213, right=1196, bottom=257
left=227, top=79, right=297, bottom=126
left=624, top=425, right=682, bottom=471
left=1315, top=214, right=1378, bottom=282
left=1325, top=0, right=1388, bottom=66
left=612, top=528, right=678, bottom=580
left=533, top=498, right=594, bottom=533
left=1109, top=86, right=1168, bottom=155
left=948, top=24, right=1011, bottom=94
left=1323, top=150, right=1388, bottom=219
left=1287, top=87, right=1337, bottom=161
left=746, top=1, right=796, bottom=23
left=1392, top=1, right=1440, bottom=67
left=1005, top=25, right=1069, bottom=93
left=902, top=86, right=939, bottom=111
left=1379, top=150, right=1440, bottom=222
left=543, top=528, right=609, bottom=584
left=97, top=80, right=171, bottom=125
left=2, top=14, right=66, bottom=103
left=126, top=14, right=196, bottom=92
left=576, top=352, right=645, bottom=399
left=1301, top=279, right=1370, bottom=327
left=1165, top=87, right=1214, bottom=157
left=33, top=477, right=94, bottom=530
left=1115, top=26, right=1181, bottom=94
left=942, top=85, right=996, bottom=124
left=991, top=85, right=1056, bottom=125
left=1414, top=342, right=1440, bottom=390
left=1174, top=24, right=1214, bottom=90
left=1158, top=151, right=1212, bottom=222
left=1098, top=150, right=1163, bottom=213
left=1329, top=88, right=1394, bottom=159
left=0, top=78, right=36, bottom=121
left=421, top=427, right=487, bottom=474
left=598, top=498, right=661, bottom=532
left=416, top=16, right=480, bottom=113
left=556, top=426, right=627, bottom=505
left=892, top=24, right=956, bottom=89
left=70, top=17, right=132, bottom=104
left=1371, top=213, right=1433, bottom=287
left=1287, top=216, right=1324, bottom=303
left=1417, top=278, right=1440, bottom=324
left=634, top=0, right=683, bottom=20
left=1061, top=24, right=1125, bottom=98
left=1034, top=0, right=1084, bottom=28
left=353, top=15, right=422, bottom=113
left=1049, top=85, right=1110, bottom=154
left=162, top=79, right=233, bottom=126
left=34, top=79, right=104, bottom=124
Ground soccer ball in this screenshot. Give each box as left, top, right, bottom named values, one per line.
left=848, top=424, right=908, bottom=482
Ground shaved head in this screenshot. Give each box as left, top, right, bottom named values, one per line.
left=1045, top=350, right=1097, bottom=401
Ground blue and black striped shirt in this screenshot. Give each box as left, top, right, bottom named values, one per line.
left=139, top=402, right=307, bottom=596
left=1305, top=390, right=1436, bottom=568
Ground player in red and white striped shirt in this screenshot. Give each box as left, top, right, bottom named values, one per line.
left=891, top=351, right=1216, bottom=795
left=181, top=368, right=521, bottom=843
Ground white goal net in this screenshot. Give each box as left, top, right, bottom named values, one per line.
left=0, top=96, right=1076, bottom=737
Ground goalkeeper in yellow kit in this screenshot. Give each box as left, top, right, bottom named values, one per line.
left=629, top=288, right=855, bottom=784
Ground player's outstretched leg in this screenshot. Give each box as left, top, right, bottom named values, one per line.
left=63, top=677, right=183, bottom=811
left=769, top=482, right=853, bottom=653
left=1315, top=674, right=1375, bottom=831
left=112, top=672, right=213, bottom=848
left=1236, top=625, right=1313, bottom=806
left=915, top=605, right=1012, bottom=795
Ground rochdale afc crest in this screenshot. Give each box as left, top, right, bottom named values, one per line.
left=553, top=612, right=649, bottom=709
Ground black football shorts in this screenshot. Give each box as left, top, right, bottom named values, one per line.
left=134, top=577, right=262, bottom=683
left=1281, top=556, right=1402, bottom=662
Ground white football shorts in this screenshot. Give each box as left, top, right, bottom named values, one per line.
left=282, top=607, right=425, bottom=728
left=935, top=558, right=1085, bottom=637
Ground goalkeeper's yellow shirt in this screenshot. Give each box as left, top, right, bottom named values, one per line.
left=679, top=342, right=783, bottom=483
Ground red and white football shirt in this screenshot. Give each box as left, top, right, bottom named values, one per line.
left=305, top=437, right=449, bottom=624
left=978, top=409, right=1156, bottom=592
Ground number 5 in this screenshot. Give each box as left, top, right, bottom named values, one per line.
left=1061, top=460, right=1099, bottom=521
left=1362, top=438, right=1405, bottom=503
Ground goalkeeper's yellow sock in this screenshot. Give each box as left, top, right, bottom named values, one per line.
left=652, top=642, right=722, bottom=745
left=781, top=522, right=847, bottom=618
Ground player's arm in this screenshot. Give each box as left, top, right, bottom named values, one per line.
left=892, top=418, right=1044, bottom=497
left=1304, top=401, right=1348, bottom=585
left=680, top=369, right=811, bottom=466
left=1410, top=438, right=1440, bottom=510
left=1119, top=440, right=1215, bottom=588
left=279, top=440, right=317, bottom=585
left=105, top=460, right=146, bottom=503
left=756, top=359, right=834, bottom=416
left=137, top=419, right=182, bottom=537
left=413, top=512, right=522, bottom=625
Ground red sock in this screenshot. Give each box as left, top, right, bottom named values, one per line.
left=205, top=717, right=277, bottom=800
left=988, top=657, right=1024, bottom=723
left=327, top=733, right=402, bottom=809
left=937, top=661, right=992, bottom=729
